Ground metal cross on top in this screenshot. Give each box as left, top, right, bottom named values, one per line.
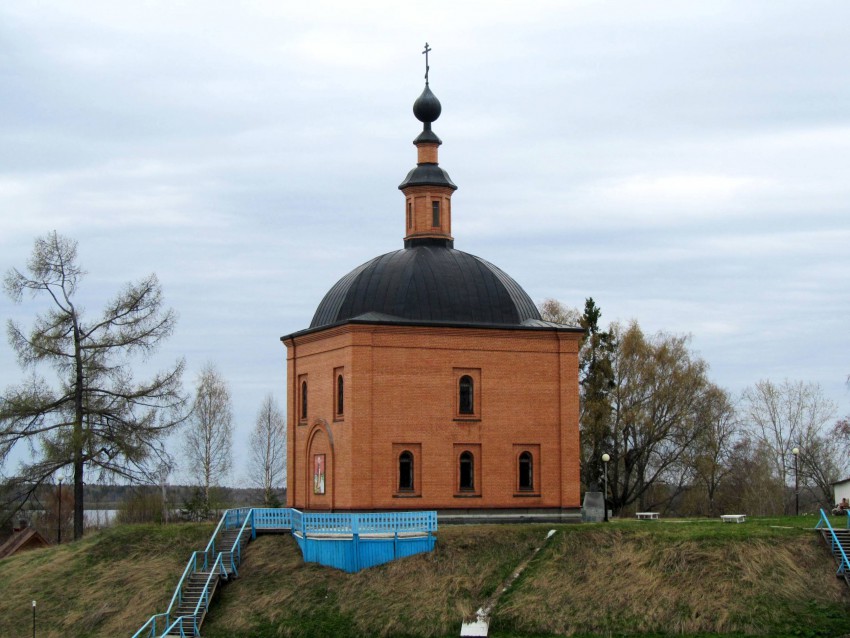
left=422, top=42, right=431, bottom=84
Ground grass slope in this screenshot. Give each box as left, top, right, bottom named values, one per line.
left=0, top=517, right=848, bottom=638
left=493, top=518, right=849, bottom=638
left=0, top=523, right=213, bottom=638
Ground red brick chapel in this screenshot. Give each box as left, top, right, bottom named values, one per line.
left=281, top=54, right=582, bottom=522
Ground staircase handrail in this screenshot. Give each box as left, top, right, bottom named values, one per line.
left=203, top=510, right=228, bottom=564
left=226, top=507, right=252, bottom=529
left=192, top=552, right=228, bottom=618
left=161, top=614, right=199, bottom=638
left=227, top=508, right=255, bottom=576
left=130, top=612, right=169, bottom=638
left=817, top=508, right=850, bottom=575
left=164, top=551, right=204, bottom=619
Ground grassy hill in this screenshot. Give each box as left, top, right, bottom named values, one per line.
left=0, top=517, right=848, bottom=637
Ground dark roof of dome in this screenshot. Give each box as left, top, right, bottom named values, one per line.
left=308, top=245, right=543, bottom=330
left=398, top=162, right=457, bottom=190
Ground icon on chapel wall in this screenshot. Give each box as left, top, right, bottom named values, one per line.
left=313, top=454, right=326, bottom=495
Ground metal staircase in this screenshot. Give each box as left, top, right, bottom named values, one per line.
left=168, top=568, right=223, bottom=634
left=132, top=508, right=255, bottom=638
left=815, top=508, right=850, bottom=586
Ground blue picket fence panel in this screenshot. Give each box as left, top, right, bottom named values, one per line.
left=254, top=507, right=293, bottom=531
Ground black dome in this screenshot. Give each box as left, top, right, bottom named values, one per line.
left=413, top=85, right=441, bottom=123
left=310, top=245, right=542, bottom=329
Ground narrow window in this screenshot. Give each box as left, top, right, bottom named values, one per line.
left=459, top=376, right=474, bottom=414
left=399, top=451, right=414, bottom=491
left=459, top=451, right=474, bottom=491
left=407, top=202, right=412, bottom=229
left=300, top=380, right=308, bottom=421
left=432, top=200, right=440, bottom=227
left=336, top=375, right=344, bottom=416
left=519, top=452, right=533, bottom=491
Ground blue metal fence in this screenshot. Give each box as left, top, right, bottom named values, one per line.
left=289, top=509, right=437, bottom=573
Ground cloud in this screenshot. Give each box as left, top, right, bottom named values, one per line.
left=2, top=0, right=849, bottom=480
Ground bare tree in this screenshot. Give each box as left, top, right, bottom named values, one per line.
left=722, top=435, right=785, bottom=516
left=248, top=394, right=286, bottom=507
left=183, top=363, right=233, bottom=511
left=538, top=298, right=581, bottom=325
left=688, top=385, right=739, bottom=516
left=606, top=322, right=711, bottom=513
left=0, top=232, right=187, bottom=538
left=742, top=379, right=836, bottom=513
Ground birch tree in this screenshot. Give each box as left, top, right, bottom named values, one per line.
left=742, top=379, right=836, bottom=513
left=0, top=232, right=187, bottom=539
left=183, top=363, right=233, bottom=511
left=248, top=394, right=286, bottom=506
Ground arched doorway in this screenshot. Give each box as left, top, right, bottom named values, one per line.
left=306, top=421, right=334, bottom=510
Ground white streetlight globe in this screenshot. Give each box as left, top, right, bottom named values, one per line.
left=602, top=453, right=610, bottom=463
left=792, top=447, right=799, bottom=455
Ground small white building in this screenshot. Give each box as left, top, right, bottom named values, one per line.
left=831, top=478, right=850, bottom=505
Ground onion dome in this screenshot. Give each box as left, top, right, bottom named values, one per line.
left=304, top=44, right=544, bottom=333
left=413, top=85, right=442, bottom=124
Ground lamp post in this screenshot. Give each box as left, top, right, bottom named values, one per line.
left=57, top=479, right=62, bottom=545
left=32, top=600, right=36, bottom=638
left=602, top=453, right=610, bottom=522
left=792, top=447, right=800, bottom=516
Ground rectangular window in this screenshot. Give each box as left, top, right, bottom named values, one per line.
left=432, top=200, right=440, bottom=227
left=407, top=202, right=413, bottom=229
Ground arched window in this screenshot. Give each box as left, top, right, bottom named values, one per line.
left=432, top=200, right=440, bottom=227
left=399, top=451, right=414, bottom=491
left=300, top=380, right=308, bottom=421
left=518, top=451, right=533, bottom=491
left=336, top=375, right=344, bottom=416
left=459, top=375, right=474, bottom=414
left=459, top=451, right=474, bottom=491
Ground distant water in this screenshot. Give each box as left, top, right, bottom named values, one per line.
left=83, top=509, right=118, bottom=527
left=27, top=508, right=120, bottom=528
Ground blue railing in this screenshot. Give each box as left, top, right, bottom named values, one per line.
left=816, top=508, right=850, bottom=577
left=290, top=510, right=437, bottom=537
left=130, top=612, right=168, bottom=638
left=161, top=615, right=197, bottom=638
left=254, top=507, right=293, bottom=530
left=226, top=509, right=255, bottom=576
left=132, top=508, right=437, bottom=636
left=194, top=553, right=227, bottom=618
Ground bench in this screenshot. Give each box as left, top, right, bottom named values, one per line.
left=720, top=514, right=747, bottom=523
left=635, top=512, right=659, bottom=520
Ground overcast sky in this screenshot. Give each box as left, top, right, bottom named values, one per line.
left=1, top=1, right=848, bottom=486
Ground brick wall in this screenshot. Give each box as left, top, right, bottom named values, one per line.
left=284, top=323, right=580, bottom=511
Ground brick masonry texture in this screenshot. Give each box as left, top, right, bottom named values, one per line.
left=283, top=324, right=581, bottom=512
